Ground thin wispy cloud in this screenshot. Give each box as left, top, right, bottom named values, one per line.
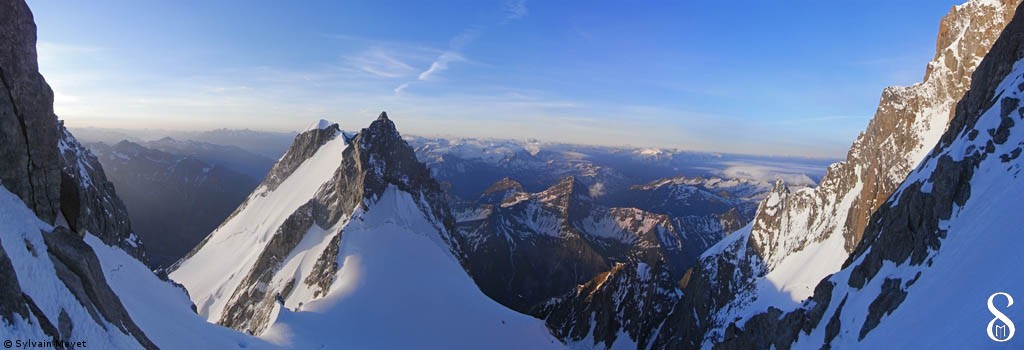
left=394, top=83, right=410, bottom=94
left=348, top=48, right=417, bottom=78
left=395, top=2, right=526, bottom=94
left=418, top=52, right=465, bottom=81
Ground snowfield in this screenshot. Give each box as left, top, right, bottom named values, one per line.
left=262, top=186, right=562, bottom=349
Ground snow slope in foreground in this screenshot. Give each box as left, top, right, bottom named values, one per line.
left=85, top=234, right=278, bottom=349
left=261, top=186, right=562, bottom=349
left=0, top=185, right=272, bottom=349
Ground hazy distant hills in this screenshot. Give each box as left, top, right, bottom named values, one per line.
left=77, top=136, right=280, bottom=267
left=144, top=137, right=276, bottom=181
left=86, top=141, right=260, bottom=267
left=71, top=126, right=297, bottom=159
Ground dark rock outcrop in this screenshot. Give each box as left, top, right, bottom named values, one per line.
left=43, top=227, right=157, bottom=349
left=0, top=0, right=61, bottom=224
left=57, top=127, right=143, bottom=258
left=538, top=261, right=680, bottom=350
left=0, top=237, right=30, bottom=325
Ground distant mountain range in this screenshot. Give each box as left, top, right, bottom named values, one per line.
left=71, top=126, right=297, bottom=159
left=85, top=140, right=261, bottom=267
left=406, top=135, right=830, bottom=201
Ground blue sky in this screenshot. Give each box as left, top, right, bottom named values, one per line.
left=28, top=0, right=961, bottom=157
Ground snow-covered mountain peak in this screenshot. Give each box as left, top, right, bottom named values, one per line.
left=171, top=113, right=559, bottom=348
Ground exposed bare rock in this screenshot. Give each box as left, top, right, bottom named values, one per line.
left=0, top=0, right=61, bottom=223
left=43, top=227, right=157, bottom=349
left=0, top=237, right=29, bottom=324
left=538, top=262, right=680, bottom=350
left=57, top=127, right=144, bottom=259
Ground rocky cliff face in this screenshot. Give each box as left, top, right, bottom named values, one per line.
left=0, top=1, right=158, bottom=347
left=538, top=261, right=680, bottom=350
left=651, top=1, right=1022, bottom=348
left=0, top=0, right=142, bottom=259
left=455, top=176, right=690, bottom=311
left=454, top=175, right=707, bottom=349
left=0, top=0, right=61, bottom=225
left=56, top=127, right=144, bottom=258
left=716, top=2, right=1024, bottom=347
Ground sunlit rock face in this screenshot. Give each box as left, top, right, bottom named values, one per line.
left=651, top=0, right=1023, bottom=348
left=715, top=1, right=1024, bottom=347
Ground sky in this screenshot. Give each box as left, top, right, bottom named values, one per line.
left=27, top=0, right=963, bottom=158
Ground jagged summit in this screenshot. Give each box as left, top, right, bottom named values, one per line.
left=537, top=176, right=592, bottom=211
left=359, top=111, right=402, bottom=151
